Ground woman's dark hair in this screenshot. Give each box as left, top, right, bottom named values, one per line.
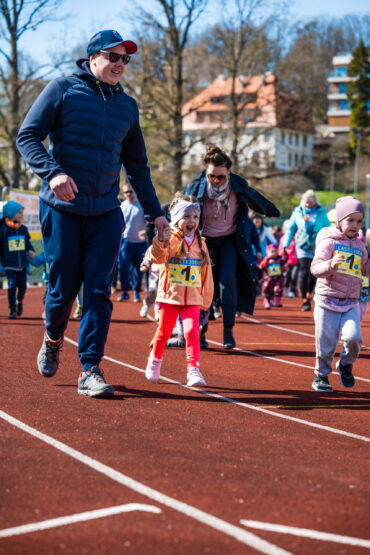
left=202, top=145, right=232, bottom=169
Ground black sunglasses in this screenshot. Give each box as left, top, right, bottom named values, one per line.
left=99, top=50, right=131, bottom=65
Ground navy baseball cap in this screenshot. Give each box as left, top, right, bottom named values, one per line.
left=87, top=30, right=137, bottom=57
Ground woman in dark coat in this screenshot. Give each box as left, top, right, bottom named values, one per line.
left=184, top=145, right=280, bottom=349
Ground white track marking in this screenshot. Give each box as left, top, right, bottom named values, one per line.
left=62, top=337, right=370, bottom=443
left=0, top=411, right=290, bottom=555
left=241, top=314, right=370, bottom=351
left=206, top=338, right=370, bottom=383
left=241, top=520, right=370, bottom=548
left=0, top=504, right=161, bottom=538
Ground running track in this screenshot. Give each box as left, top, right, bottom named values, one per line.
left=0, top=288, right=369, bottom=554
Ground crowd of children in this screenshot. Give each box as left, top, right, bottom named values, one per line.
left=1, top=193, right=370, bottom=396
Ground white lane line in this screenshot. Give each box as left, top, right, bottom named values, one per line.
left=64, top=337, right=370, bottom=443
left=0, top=504, right=161, bottom=538
left=241, top=315, right=370, bottom=352
left=241, top=520, right=370, bottom=549
left=0, top=411, right=290, bottom=555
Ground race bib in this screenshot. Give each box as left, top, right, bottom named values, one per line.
left=168, top=257, right=201, bottom=287
left=334, top=244, right=362, bottom=279
left=8, top=236, right=25, bottom=252
left=267, top=263, right=281, bottom=277
left=362, top=276, right=369, bottom=288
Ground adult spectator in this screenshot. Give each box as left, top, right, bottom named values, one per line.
left=185, top=145, right=280, bottom=349
left=282, top=189, right=330, bottom=311
left=118, top=186, right=147, bottom=302
left=17, top=29, right=169, bottom=398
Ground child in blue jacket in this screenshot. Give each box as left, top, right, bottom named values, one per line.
left=0, top=201, right=35, bottom=318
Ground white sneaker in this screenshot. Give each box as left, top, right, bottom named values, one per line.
left=186, top=367, right=206, bottom=387
left=140, top=304, right=149, bottom=318
left=145, top=355, right=162, bottom=383
left=214, top=308, right=222, bottom=319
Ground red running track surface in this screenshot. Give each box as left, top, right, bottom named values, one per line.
left=0, top=288, right=369, bottom=554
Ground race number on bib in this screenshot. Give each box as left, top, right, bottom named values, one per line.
left=267, top=263, right=281, bottom=277
left=8, top=236, right=25, bottom=252
left=334, top=244, right=362, bottom=279
left=168, top=257, right=201, bottom=287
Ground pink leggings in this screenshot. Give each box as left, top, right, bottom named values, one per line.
left=152, top=303, right=200, bottom=368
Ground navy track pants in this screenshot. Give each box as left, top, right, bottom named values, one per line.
left=40, top=200, right=123, bottom=368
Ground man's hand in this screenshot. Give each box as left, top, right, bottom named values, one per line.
left=50, top=173, right=79, bottom=202
left=154, top=216, right=171, bottom=246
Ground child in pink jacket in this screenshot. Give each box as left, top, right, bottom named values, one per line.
left=311, top=197, right=370, bottom=392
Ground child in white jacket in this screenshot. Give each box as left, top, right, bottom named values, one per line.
left=311, top=197, right=370, bottom=392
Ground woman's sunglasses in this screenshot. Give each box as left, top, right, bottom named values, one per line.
left=99, top=50, right=131, bottom=65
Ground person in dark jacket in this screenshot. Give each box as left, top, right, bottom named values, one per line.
left=16, top=29, right=170, bottom=398
left=0, top=201, right=35, bottom=319
left=184, top=145, right=280, bottom=349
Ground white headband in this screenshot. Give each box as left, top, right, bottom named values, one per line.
left=170, top=201, right=201, bottom=227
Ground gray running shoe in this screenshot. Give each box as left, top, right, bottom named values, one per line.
left=37, top=334, right=63, bottom=377
left=336, top=360, right=355, bottom=388
left=78, top=366, right=114, bottom=398
left=166, top=336, right=185, bottom=348
left=312, top=375, right=333, bottom=392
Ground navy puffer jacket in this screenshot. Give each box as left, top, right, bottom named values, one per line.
left=17, top=60, right=163, bottom=219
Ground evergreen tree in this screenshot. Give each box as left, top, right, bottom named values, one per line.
left=347, top=40, right=370, bottom=155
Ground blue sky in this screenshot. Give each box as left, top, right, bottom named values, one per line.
left=14, top=0, right=370, bottom=65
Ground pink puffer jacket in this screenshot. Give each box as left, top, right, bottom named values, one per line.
left=311, top=226, right=370, bottom=299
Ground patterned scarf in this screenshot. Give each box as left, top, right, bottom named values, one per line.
left=206, top=177, right=231, bottom=216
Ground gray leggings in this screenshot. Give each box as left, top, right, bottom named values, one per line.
left=314, top=303, right=362, bottom=376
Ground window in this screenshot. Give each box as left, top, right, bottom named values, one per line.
left=295, top=134, right=299, bottom=146
left=338, top=83, right=348, bottom=94
left=198, top=113, right=204, bottom=123
left=335, top=66, right=347, bottom=77
left=303, top=135, right=307, bottom=147
left=288, top=152, right=292, bottom=166
left=339, top=100, right=349, bottom=110
left=281, top=131, right=285, bottom=143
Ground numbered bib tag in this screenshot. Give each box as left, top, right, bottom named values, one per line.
left=334, top=244, right=362, bottom=279
left=8, top=235, right=25, bottom=252
left=168, top=257, right=201, bottom=287
left=360, top=276, right=370, bottom=302
left=267, top=263, right=281, bottom=277
left=362, top=276, right=369, bottom=288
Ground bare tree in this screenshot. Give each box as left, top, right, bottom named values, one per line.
left=0, top=0, right=64, bottom=190
left=124, top=0, right=208, bottom=193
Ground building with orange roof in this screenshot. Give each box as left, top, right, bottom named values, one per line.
left=182, top=73, right=315, bottom=173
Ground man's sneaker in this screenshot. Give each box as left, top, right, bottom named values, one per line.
left=73, top=305, right=82, bottom=319
left=187, top=367, right=206, bottom=387
left=37, top=334, right=63, bottom=377
left=78, top=366, right=114, bottom=397
left=223, top=327, right=236, bottom=349
left=117, top=292, right=129, bottom=301
left=140, top=304, right=149, bottom=318
left=16, top=301, right=23, bottom=317
left=134, top=292, right=141, bottom=303
left=199, top=331, right=208, bottom=350
left=8, top=310, right=17, bottom=319
left=302, top=299, right=311, bottom=312
left=312, top=375, right=333, bottom=392
left=166, top=336, right=185, bottom=348
left=264, top=298, right=271, bottom=309
left=336, top=360, right=355, bottom=388
left=145, top=355, right=162, bottom=383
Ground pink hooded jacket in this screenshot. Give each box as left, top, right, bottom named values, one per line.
left=311, top=226, right=370, bottom=299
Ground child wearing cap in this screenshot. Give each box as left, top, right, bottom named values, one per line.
left=259, top=243, right=287, bottom=309
left=145, top=194, right=214, bottom=387
left=0, top=200, right=35, bottom=319
left=310, top=196, right=370, bottom=392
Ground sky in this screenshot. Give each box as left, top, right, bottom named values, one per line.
left=10, top=0, right=370, bottom=66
